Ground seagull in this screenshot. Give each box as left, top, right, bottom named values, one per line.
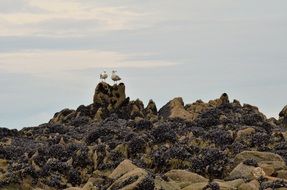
left=111, top=70, right=121, bottom=84
left=100, top=71, right=108, bottom=82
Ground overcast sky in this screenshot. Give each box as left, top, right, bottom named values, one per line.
left=0, top=0, right=286, bottom=129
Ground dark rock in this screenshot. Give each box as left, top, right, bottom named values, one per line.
left=203, top=182, right=220, bottom=190
left=68, top=169, right=81, bottom=186
left=145, top=99, right=157, bottom=115
left=243, top=159, right=259, bottom=167
left=151, top=124, right=177, bottom=143
left=133, top=119, right=152, bottom=130
left=86, top=127, right=114, bottom=145
left=48, top=124, right=67, bottom=134
left=0, top=128, right=18, bottom=138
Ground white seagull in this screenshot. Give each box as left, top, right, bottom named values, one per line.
left=111, top=70, right=121, bottom=84
left=100, top=71, right=108, bottom=82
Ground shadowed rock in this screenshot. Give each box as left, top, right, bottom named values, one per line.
left=93, top=82, right=126, bottom=111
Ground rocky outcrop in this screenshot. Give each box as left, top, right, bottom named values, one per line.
left=1, top=82, right=287, bottom=189
left=108, top=160, right=153, bottom=190
left=159, top=93, right=231, bottom=122
left=233, top=151, right=285, bottom=166
left=159, top=97, right=195, bottom=121
left=279, top=105, right=287, bottom=127
left=93, top=82, right=126, bottom=111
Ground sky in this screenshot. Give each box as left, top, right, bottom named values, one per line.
left=0, top=0, right=286, bottom=129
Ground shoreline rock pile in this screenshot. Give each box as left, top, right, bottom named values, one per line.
left=1, top=82, right=287, bottom=190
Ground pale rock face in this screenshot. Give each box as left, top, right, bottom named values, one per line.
left=159, top=97, right=195, bottom=121
left=234, top=151, right=285, bottom=167
left=235, top=127, right=256, bottom=141
left=159, top=93, right=231, bottom=122
left=164, top=169, right=208, bottom=188
left=107, top=159, right=152, bottom=190
left=238, top=180, right=260, bottom=190
left=228, top=163, right=257, bottom=180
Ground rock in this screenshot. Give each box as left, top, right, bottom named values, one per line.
left=258, top=162, right=275, bottom=176
left=159, top=97, right=195, bottom=121
left=0, top=184, right=22, bottom=190
left=279, top=105, right=287, bottom=118
left=238, top=180, right=260, bottom=190
left=145, top=100, right=157, bottom=115
left=0, top=128, right=18, bottom=139
left=129, top=99, right=145, bottom=119
left=94, top=107, right=108, bottom=121
left=279, top=105, right=287, bottom=127
left=228, top=163, right=256, bottom=180
left=181, top=182, right=209, bottom=190
left=276, top=170, right=287, bottom=179
left=234, top=151, right=285, bottom=166
left=154, top=176, right=181, bottom=190
left=109, top=159, right=138, bottom=180
left=214, top=179, right=244, bottom=190
left=251, top=167, right=266, bottom=179
left=64, top=181, right=97, bottom=190
left=107, top=160, right=154, bottom=190
left=232, top=151, right=286, bottom=179
left=0, top=159, right=8, bottom=171
left=93, top=82, right=126, bottom=111
left=50, top=108, right=76, bottom=124
left=164, top=169, right=208, bottom=184
left=3, top=82, right=287, bottom=189
left=208, top=93, right=230, bottom=107
left=108, top=168, right=151, bottom=190
left=235, top=127, right=256, bottom=141
left=185, top=100, right=209, bottom=120
left=185, top=93, right=230, bottom=121
left=281, top=131, right=287, bottom=141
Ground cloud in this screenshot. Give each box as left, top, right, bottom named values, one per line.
left=0, top=0, right=149, bottom=36
left=0, top=50, right=178, bottom=76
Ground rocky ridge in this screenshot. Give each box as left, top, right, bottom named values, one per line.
left=1, top=82, right=287, bottom=190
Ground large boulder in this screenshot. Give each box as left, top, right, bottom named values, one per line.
left=231, top=151, right=286, bottom=179
left=145, top=100, right=157, bottom=115
left=108, top=159, right=138, bottom=180
left=50, top=108, right=76, bottom=124
left=228, top=163, right=257, bottom=180
left=214, top=179, right=245, bottom=190
left=164, top=169, right=208, bottom=184
left=185, top=93, right=230, bottom=120
left=164, top=170, right=208, bottom=188
left=181, top=182, right=209, bottom=190
left=208, top=93, right=230, bottom=107
left=93, top=82, right=126, bottom=111
left=234, top=151, right=285, bottom=166
left=108, top=159, right=154, bottom=190
left=154, top=176, right=181, bottom=190
left=159, top=97, right=195, bottom=121
left=238, top=180, right=260, bottom=190
left=144, top=100, right=158, bottom=121
left=279, top=105, right=287, bottom=118
left=235, top=127, right=256, bottom=141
